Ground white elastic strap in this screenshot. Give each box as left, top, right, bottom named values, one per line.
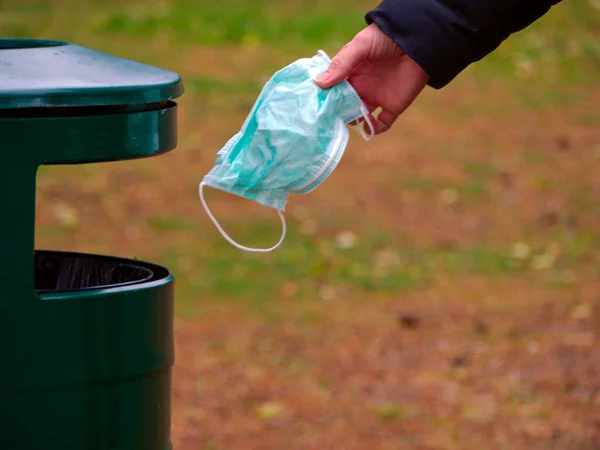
left=199, top=182, right=287, bottom=253
left=358, top=105, right=375, bottom=141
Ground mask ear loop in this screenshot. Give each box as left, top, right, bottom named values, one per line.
left=357, top=105, right=375, bottom=141
left=199, top=182, right=287, bottom=253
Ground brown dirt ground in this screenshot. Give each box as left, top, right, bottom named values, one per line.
left=172, top=275, right=600, bottom=450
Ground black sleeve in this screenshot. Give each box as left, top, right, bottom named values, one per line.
left=365, top=0, right=562, bottom=89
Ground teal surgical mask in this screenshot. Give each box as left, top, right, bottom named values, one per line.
left=199, top=50, right=374, bottom=252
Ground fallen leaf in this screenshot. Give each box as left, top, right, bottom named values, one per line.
left=335, top=230, right=358, bottom=250
left=256, top=402, right=284, bottom=420
left=318, top=285, right=337, bottom=301
left=530, top=252, right=555, bottom=270
left=373, top=403, right=404, bottom=421
left=299, top=218, right=317, bottom=235
left=373, top=249, right=401, bottom=272
left=512, top=242, right=531, bottom=260
left=570, top=303, right=592, bottom=320
left=281, top=282, right=299, bottom=298
left=440, top=188, right=459, bottom=205
left=52, top=203, right=80, bottom=229
left=527, top=341, right=540, bottom=355
left=291, top=205, right=309, bottom=221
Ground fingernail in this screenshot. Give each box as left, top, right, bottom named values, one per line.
left=315, top=71, right=331, bottom=83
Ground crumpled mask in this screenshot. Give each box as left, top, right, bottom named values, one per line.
left=199, top=50, right=374, bottom=252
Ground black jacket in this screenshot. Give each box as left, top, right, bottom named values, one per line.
left=366, top=0, right=562, bottom=89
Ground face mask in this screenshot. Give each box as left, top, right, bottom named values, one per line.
left=199, top=50, right=374, bottom=252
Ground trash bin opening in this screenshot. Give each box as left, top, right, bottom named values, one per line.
left=0, top=39, right=67, bottom=50
left=34, top=250, right=166, bottom=294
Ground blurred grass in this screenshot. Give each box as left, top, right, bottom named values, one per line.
left=1, top=0, right=599, bottom=93
left=37, top=205, right=598, bottom=317
left=0, top=0, right=367, bottom=45
left=163, top=223, right=600, bottom=315
left=3, top=0, right=598, bottom=120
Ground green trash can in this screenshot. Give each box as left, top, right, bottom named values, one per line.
left=0, top=38, right=184, bottom=450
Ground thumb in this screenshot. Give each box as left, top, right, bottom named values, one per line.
left=314, top=37, right=369, bottom=88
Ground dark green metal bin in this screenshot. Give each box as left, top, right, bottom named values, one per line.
left=0, top=38, right=184, bottom=449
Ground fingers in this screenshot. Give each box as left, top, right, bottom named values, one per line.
left=372, top=109, right=398, bottom=135
left=314, top=36, right=369, bottom=88
left=350, top=109, right=396, bottom=136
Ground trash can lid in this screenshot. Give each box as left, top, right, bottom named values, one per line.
left=0, top=38, right=183, bottom=109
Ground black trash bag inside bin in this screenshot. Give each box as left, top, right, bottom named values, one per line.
left=34, top=250, right=157, bottom=294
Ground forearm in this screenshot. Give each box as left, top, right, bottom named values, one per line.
left=366, top=0, right=561, bottom=89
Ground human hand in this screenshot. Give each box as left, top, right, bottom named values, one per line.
left=314, top=23, right=430, bottom=135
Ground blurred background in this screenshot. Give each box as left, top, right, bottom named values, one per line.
left=2, top=0, right=599, bottom=448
